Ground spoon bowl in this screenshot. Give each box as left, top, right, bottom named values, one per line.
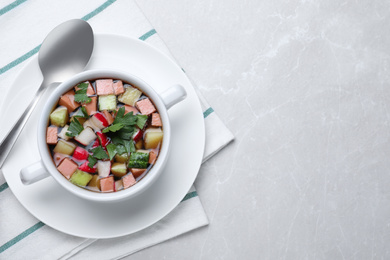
left=39, top=19, right=94, bottom=83
left=0, top=19, right=94, bottom=168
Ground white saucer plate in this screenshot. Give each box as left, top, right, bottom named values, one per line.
left=0, top=34, right=205, bottom=238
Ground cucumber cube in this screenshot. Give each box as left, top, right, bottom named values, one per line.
left=128, top=152, right=149, bottom=169
left=111, top=163, right=127, bottom=177
left=99, top=95, right=116, bottom=111
left=53, top=140, right=76, bottom=155
left=69, top=170, right=93, bottom=186
left=118, top=86, right=142, bottom=106
left=50, top=106, right=68, bottom=127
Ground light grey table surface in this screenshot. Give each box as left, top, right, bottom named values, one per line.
left=131, top=1, right=390, bottom=259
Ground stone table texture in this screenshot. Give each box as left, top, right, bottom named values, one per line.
left=132, top=0, right=390, bottom=259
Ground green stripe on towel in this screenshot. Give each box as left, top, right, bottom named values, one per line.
left=81, top=0, right=117, bottom=21
left=181, top=191, right=198, bottom=202
left=0, top=45, right=41, bottom=75
left=0, top=221, right=45, bottom=253
left=203, top=107, right=214, bottom=118
left=0, top=0, right=118, bottom=76
left=139, top=29, right=156, bottom=41
left=0, top=182, right=9, bottom=192
left=0, top=189, right=198, bottom=253
left=0, top=0, right=27, bottom=16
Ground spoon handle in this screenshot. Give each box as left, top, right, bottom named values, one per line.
left=0, top=81, right=48, bottom=168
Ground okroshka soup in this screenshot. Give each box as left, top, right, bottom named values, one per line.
left=46, top=78, right=164, bottom=193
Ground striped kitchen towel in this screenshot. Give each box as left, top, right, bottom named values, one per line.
left=0, top=0, right=234, bottom=259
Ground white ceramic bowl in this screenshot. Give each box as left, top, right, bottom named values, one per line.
left=20, top=69, right=186, bottom=202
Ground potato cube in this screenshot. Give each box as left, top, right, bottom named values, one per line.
left=111, top=163, right=127, bottom=178
left=115, top=153, right=129, bottom=163
left=87, top=175, right=101, bottom=191
left=118, top=86, right=142, bottom=106
left=53, top=140, right=76, bottom=155
left=144, top=128, right=163, bottom=149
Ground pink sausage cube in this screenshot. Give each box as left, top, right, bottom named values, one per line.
left=123, top=174, right=136, bottom=189
left=113, top=80, right=125, bottom=95
left=151, top=113, right=162, bottom=127
left=59, top=90, right=80, bottom=112
left=148, top=150, right=157, bottom=164
left=57, top=158, right=78, bottom=179
left=86, top=82, right=95, bottom=96
left=96, top=79, right=114, bottom=95
left=53, top=153, right=69, bottom=166
left=115, top=105, right=139, bottom=116
left=46, top=126, right=58, bottom=145
left=124, top=105, right=139, bottom=115
left=130, top=168, right=146, bottom=178
left=136, top=98, right=156, bottom=115
left=100, top=176, right=114, bottom=192
left=83, top=96, right=97, bottom=116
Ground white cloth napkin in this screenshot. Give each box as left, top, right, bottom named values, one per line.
left=0, top=0, right=234, bottom=259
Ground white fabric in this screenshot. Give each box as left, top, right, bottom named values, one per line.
left=0, top=0, right=234, bottom=259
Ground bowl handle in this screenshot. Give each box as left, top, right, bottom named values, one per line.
left=159, top=84, right=187, bottom=110
left=20, top=161, right=50, bottom=185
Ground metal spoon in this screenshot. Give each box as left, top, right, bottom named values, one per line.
left=0, top=19, right=94, bottom=168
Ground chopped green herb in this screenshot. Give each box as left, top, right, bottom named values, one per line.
left=81, top=106, right=89, bottom=118
left=110, top=136, right=122, bottom=145
left=90, top=146, right=109, bottom=160
left=116, top=125, right=135, bottom=140
left=66, top=118, right=84, bottom=137
left=72, top=107, right=89, bottom=119
left=102, top=123, right=124, bottom=133
left=87, top=155, right=97, bottom=168
left=74, top=93, right=91, bottom=104
left=111, top=137, right=135, bottom=153
left=74, top=82, right=91, bottom=104
left=106, top=143, right=128, bottom=161
left=128, top=140, right=135, bottom=153
left=113, top=106, right=125, bottom=122
left=104, top=107, right=139, bottom=143
left=116, top=144, right=127, bottom=155
left=113, top=107, right=137, bottom=126
left=106, top=143, right=117, bottom=160
left=136, top=115, right=148, bottom=129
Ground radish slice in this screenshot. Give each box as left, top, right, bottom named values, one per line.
left=91, top=112, right=109, bottom=129
left=79, top=161, right=97, bottom=173
left=73, top=147, right=89, bottom=161
left=57, top=125, right=71, bottom=141
left=75, top=127, right=97, bottom=146
left=96, top=131, right=110, bottom=147
left=91, top=139, right=100, bottom=148
left=83, top=118, right=101, bottom=132
left=132, top=128, right=143, bottom=143
left=97, top=160, right=111, bottom=178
